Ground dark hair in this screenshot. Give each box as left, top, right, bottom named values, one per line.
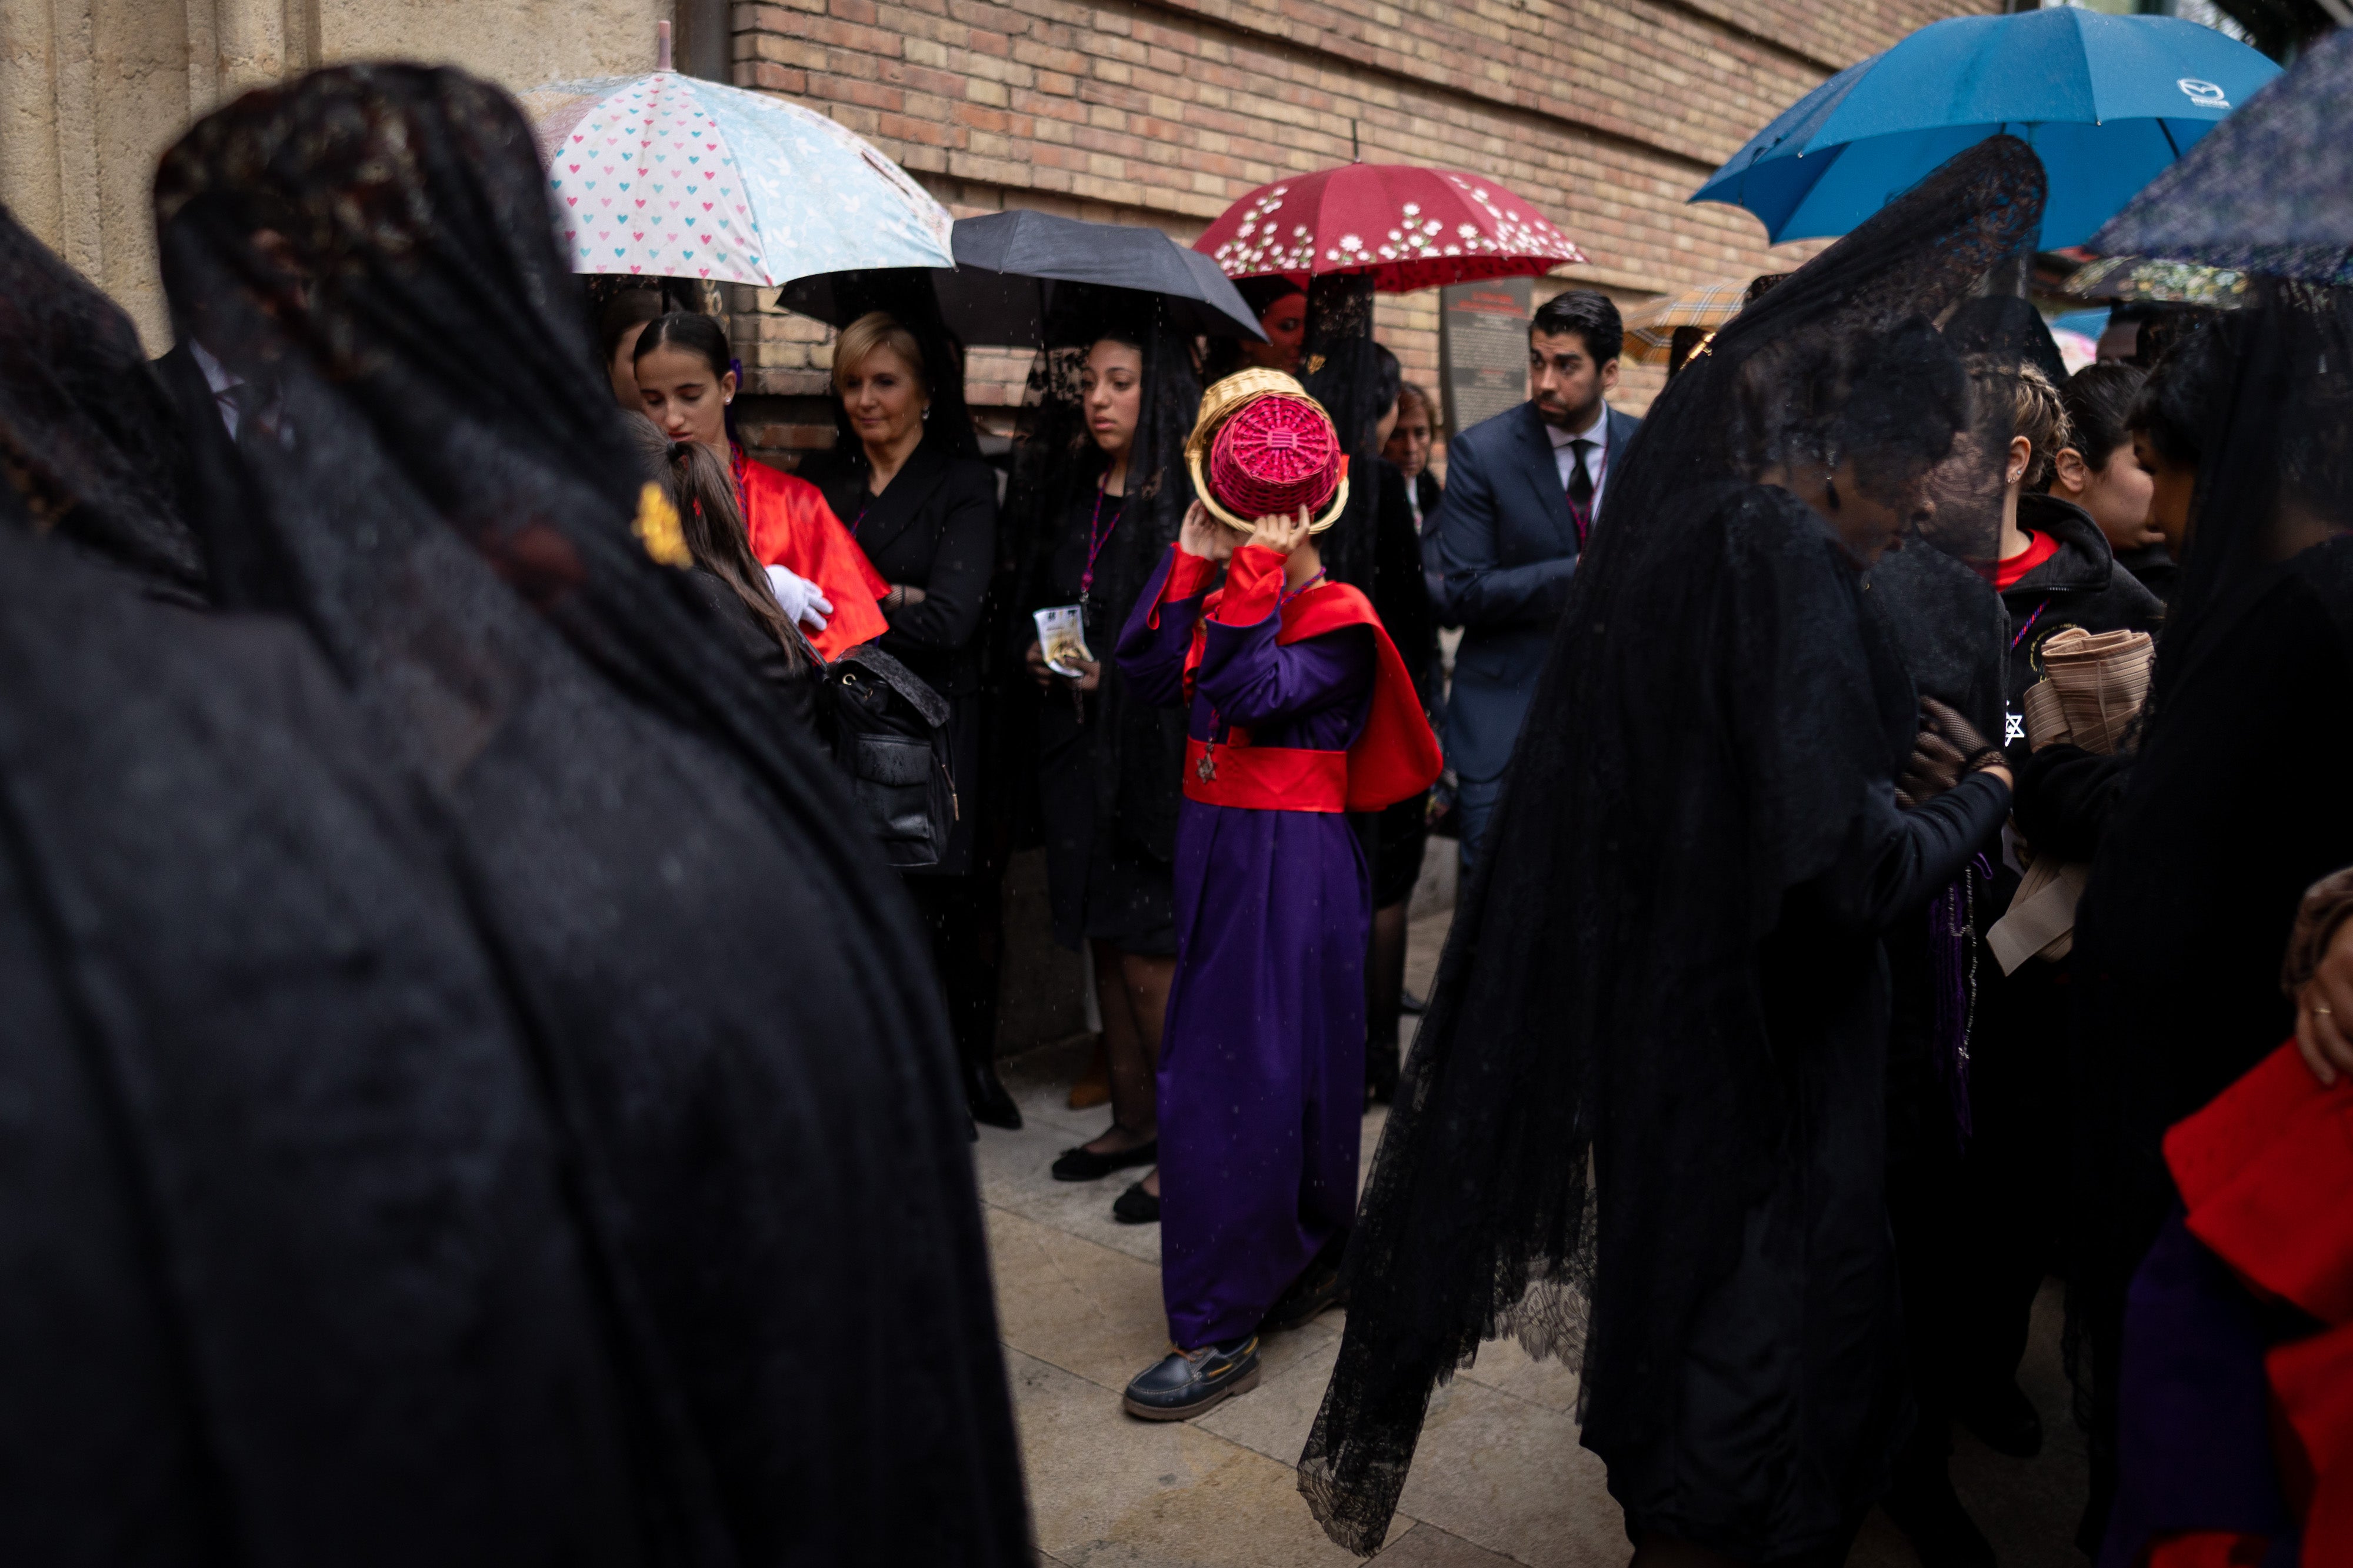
left=597, top=289, right=665, bottom=366
left=1396, top=381, right=1439, bottom=431
left=633, top=311, right=732, bottom=382
left=2058, top=362, right=2147, bottom=472
left=1371, top=343, right=1402, bottom=415
left=2128, top=316, right=2229, bottom=469
left=1237, top=275, right=1307, bottom=321
left=1530, top=289, right=1624, bottom=368
left=1738, top=318, right=1968, bottom=507
left=619, top=412, right=802, bottom=665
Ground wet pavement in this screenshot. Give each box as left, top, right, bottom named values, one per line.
left=977, top=903, right=2088, bottom=1567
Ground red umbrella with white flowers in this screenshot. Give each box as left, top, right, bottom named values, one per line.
left=1194, top=164, right=1588, bottom=291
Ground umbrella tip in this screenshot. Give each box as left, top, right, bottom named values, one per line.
left=656, top=18, right=672, bottom=71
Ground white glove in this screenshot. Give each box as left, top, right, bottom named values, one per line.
left=764, top=564, right=833, bottom=633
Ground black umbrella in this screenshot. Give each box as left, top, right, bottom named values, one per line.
left=776, top=209, right=1267, bottom=345
left=2091, top=26, right=2353, bottom=288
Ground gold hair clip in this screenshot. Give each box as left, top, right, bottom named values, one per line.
left=632, top=482, right=691, bottom=568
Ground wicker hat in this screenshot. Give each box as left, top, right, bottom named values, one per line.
left=1185, top=368, right=1352, bottom=533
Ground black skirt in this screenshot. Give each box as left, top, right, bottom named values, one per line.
left=1036, top=690, right=1175, bottom=956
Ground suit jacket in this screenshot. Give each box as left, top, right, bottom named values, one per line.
left=1424, top=399, right=1639, bottom=782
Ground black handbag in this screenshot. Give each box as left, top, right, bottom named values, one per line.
left=823, top=642, right=955, bottom=870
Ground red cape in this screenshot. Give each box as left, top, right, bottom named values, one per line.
left=1181, top=544, right=1441, bottom=813
left=2165, top=1043, right=2353, bottom=1561
left=734, top=452, right=889, bottom=661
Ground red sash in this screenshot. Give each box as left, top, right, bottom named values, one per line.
left=1169, top=543, right=1441, bottom=813
left=733, top=452, right=889, bottom=660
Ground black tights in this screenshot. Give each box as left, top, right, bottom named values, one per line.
left=904, top=870, right=1003, bottom=1068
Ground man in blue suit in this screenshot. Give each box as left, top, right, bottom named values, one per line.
left=1425, top=289, right=1639, bottom=875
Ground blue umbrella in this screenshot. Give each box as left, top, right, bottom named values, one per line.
left=2092, top=27, right=2353, bottom=288
left=1692, top=10, right=2279, bottom=248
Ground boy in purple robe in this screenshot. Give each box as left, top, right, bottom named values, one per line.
left=1114, top=499, right=1441, bottom=1419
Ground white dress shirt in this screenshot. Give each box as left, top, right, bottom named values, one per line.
left=1547, top=400, right=1611, bottom=516
left=189, top=339, right=244, bottom=439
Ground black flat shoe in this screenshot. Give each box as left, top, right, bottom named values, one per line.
left=1122, top=1336, right=1261, bottom=1420
left=1112, top=1181, right=1161, bottom=1224
left=1957, top=1377, right=2043, bottom=1459
left=963, top=1059, right=1021, bottom=1130
left=1365, top=1039, right=1399, bottom=1106
left=1263, top=1240, right=1348, bottom=1333
left=1051, top=1137, right=1157, bottom=1183
left=1400, top=987, right=1427, bottom=1015
left=1883, top=1469, right=1995, bottom=1568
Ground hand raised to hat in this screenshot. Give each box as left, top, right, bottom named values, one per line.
left=1178, top=499, right=1236, bottom=563
left=1244, top=505, right=1314, bottom=558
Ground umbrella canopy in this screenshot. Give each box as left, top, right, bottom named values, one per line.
left=1622, top=278, right=1758, bottom=364
left=2091, top=27, right=2353, bottom=287
left=1692, top=10, right=2278, bottom=248
left=519, top=69, right=954, bottom=286
left=1194, top=164, right=1587, bottom=291
left=2061, top=253, right=2250, bottom=308
left=776, top=210, right=1265, bottom=345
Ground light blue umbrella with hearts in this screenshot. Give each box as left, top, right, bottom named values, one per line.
left=519, top=61, right=954, bottom=287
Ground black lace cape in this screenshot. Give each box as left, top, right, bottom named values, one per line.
left=1300, top=138, right=2047, bottom=1554
left=152, top=65, right=1026, bottom=1565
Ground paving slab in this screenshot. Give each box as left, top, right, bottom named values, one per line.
left=1008, top=1346, right=1403, bottom=1566
left=1371, top=1524, right=1522, bottom=1566
left=985, top=894, right=2092, bottom=1567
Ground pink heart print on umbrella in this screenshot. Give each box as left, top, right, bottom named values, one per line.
left=518, top=61, right=953, bottom=286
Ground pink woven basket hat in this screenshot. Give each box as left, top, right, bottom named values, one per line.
left=1211, top=393, right=1343, bottom=519
left=1185, top=368, right=1352, bottom=532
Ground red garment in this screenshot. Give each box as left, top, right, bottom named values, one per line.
left=732, top=451, right=889, bottom=660
left=2148, top=1533, right=2275, bottom=1568
left=2165, top=1043, right=2353, bottom=1566
left=1162, top=543, right=1441, bottom=813
left=1995, top=528, right=2061, bottom=592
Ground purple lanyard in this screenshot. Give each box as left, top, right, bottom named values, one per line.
left=2011, top=598, right=2052, bottom=651
left=1078, top=480, right=1125, bottom=608
left=1279, top=567, right=1328, bottom=609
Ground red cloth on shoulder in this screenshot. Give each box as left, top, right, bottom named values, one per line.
left=2167, top=1044, right=2353, bottom=1327
left=1181, top=544, right=1440, bottom=813
left=732, top=451, right=889, bottom=660
left=1995, top=528, right=2062, bottom=592
left=2165, top=1043, right=2353, bottom=1564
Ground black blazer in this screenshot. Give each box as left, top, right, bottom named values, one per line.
left=806, top=438, right=999, bottom=699
left=1423, top=399, right=1641, bottom=782
left=805, top=438, right=999, bottom=876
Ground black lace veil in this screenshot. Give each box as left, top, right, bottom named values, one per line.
left=1299, top=272, right=1381, bottom=590
left=2062, top=281, right=2353, bottom=1491
left=1300, top=138, right=2046, bottom=1554
left=152, top=66, right=1025, bottom=1564
left=0, top=206, right=207, bottom=598
left=0, top=481, right=660, bottom=1560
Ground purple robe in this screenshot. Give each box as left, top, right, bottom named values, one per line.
left=1117, top=545, right=1374, bottom=1349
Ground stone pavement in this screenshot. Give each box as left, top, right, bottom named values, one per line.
left=977, top=905, right=2089, bottom=1567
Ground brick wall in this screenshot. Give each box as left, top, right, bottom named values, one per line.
left=725, top=0, right=1997, bottom=461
